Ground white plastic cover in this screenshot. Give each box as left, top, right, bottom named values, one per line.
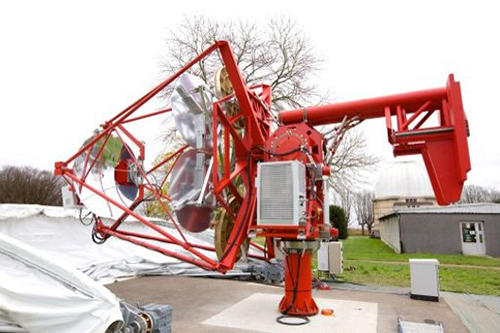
left=0, top=204, right=249, bottom=283
left=0, top=204, right=261, bottom=332
left=0, top=232, right=123, bottom=333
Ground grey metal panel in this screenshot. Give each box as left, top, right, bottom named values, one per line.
left=260, top=163, right=294, bottom=221
left=257, top=161, right=306, bottom=225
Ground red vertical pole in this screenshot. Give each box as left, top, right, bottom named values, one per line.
left=279, top=251, right=318, bottom=316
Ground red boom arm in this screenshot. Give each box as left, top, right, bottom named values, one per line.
left=279, top=74, right=470, bottom=205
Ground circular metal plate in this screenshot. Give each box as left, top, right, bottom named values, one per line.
left=214, top=197, right=249, bottom=260
left=175, top=205, right=214, bottom=233
left=73, top=134, right=139, bottom=219
left=169, top=149, right=214, bottom=233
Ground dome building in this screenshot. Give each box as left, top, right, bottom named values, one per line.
left=372, top=159, right=436, bottom=236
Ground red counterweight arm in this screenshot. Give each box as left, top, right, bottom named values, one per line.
left=279, top=74, right=471, bottom=205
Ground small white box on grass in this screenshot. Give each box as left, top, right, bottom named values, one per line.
left=318, top=241, right=343, bottom=275
left=409, top=259, right=439, bottom=301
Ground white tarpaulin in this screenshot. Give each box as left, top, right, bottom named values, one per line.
left=0, top=204, right=231, bottom=284
left=0, top=232, right=123, bottom=333
left=0, top=204, right=263, bottom=332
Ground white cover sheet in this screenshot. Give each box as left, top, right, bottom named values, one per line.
left=0, top=232, right=123, bottom=333
left=0, top=204, right=253, bottom=332
left=0, top=204, right=222, bottom=283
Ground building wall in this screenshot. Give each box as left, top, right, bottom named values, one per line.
left=481, top=214, right=500, bottom=257
left=379, top=215, right=401, bottom=253
left=399, top=214, right=462, bottom=254
left=399, top=213, right=500, bottom=257
left=373, top=199, right=398, bottom=232
left=373, top=197, right=436, bottom=233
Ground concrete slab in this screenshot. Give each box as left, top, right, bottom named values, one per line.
left=442, top=291, right=500, bottom=333
left=107, top=276, right=468, bottom=333
left=203, top=293, right=377, bottom=333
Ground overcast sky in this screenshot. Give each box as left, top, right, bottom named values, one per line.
left=1, top=0, right=499, bottom=192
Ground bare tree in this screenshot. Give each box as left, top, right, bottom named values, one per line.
left=0, top=166, right=63, bottom=206
left=334, top=186, right=354, bottom=226
left=460, top=184, right=491, bottom=203
left=328, top=128, right=379, bottom=194
left=491, top=190, right=500, bottom=203
left=459, top=184, right=500, bottom=204
left=161, top=15, right=378, bottom=191
left=354, top=191, right=375, bottom=236
left=162, top=15, right=325, bottom=111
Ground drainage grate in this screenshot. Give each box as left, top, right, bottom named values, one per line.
left=398, top=317, right=444, bottom=333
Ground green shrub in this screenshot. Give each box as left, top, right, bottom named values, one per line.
left=329, top=204, right=348, bottom=239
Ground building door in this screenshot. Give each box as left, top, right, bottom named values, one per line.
left=460, top=221, right=486, bottom=255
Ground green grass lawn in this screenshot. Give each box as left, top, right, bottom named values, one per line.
left=335, top=236, right=500, bottom=295
left=255, top=235, right=499, bottom=295
left=343, top=236, right=500, bottom=267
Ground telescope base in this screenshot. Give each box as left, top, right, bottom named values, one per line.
left=279, top=248, right=318, bottom=316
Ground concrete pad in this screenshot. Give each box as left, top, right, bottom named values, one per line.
left=203, top=292, right=377, bottom=333
left=108, top=276, right=468, bottom=332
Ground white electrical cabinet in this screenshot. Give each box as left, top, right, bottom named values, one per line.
left=409, top=259, right=440, bottom=301
left=256, top=161, right=306, bottom=226
left=318, top=241, right=343, bottom=275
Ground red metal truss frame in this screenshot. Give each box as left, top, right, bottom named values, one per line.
left=55, top=37, right=471, bottom=274
left=55, top=41, right=272, bottom=273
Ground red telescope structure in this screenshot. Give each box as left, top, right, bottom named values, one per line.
left=55, top=40, right=470, bottom=320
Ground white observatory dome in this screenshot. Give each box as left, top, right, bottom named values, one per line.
left=374, top=160, right=435, bottom=200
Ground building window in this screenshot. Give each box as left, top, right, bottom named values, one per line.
left=461, top=223, right=476, bottom=243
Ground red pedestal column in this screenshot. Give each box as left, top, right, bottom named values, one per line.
left=279, top=250, right=318, bottom=316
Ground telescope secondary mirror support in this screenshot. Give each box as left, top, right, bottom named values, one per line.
left=55, top=40, right=471, bottom=320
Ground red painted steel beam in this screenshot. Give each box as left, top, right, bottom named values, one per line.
left=104, top=228, right=216, bottom=271
left=218, top=41, right=266, bottom=146
left=279, top=75, right=471, bottom=206
left=122, top=108, right=172, bottom=124
left=63, top=170, right=218, bottom=268
left=105, top=229, right=268, bottom=261
left=279, top=87, right=446, bottom=125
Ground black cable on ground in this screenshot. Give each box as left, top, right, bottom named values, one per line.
left=79, top=208, right=94, bottom=226
left=91, top=215, right=108, bottom=244
left=276, top=314, right=310, bottom=326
